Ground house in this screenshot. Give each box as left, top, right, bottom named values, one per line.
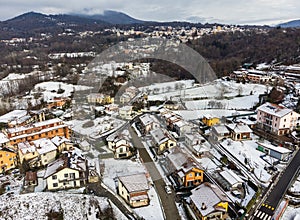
left=257, top=102, right=300, bottom=135
left=225, top=123, right=253, bottom=141
left=118, top=173, right=150, bottom=208
left=79, top=140, right=91, bottom=151
left=257, top=142, right=292, bottom=161
left=51, top=136, right=73, bottom=153
left=31, top=138, right=57, bottom=166
left=210, top=125, right=230, bottom=141
left=120, top=87, right=138, bottom=104
left=87, top=93, right=113, bottom=104
left=106, top=131, right=134, bottom=159
left=47, top=97, right=70, bottom=109
left=219, top=169, right=244, bottom=191
left=188, top=182, right=229, bottom=220
left=166, top=148, right=204, bottom=189
left=44, top=152, right=87, bottom=191
left=139, top=114, right=160, bottom=135
left=118, top=106, right=133, bottom=120
left=185, top=133, right=211, bottom=158
left=4, top=118, right=70, bottom=146
left=0, top=132, right=9, bottom=148
left=202, top=114, right=220, bottom=127
left=174, top=120, right=192, bottom=137
left=166, top=115, right=182, bottom=130
left=24, top=171, right=38, bottom=186
left=164, top=100, right=180, bottom=110
left=18, top=138, right=57, bottom=168
left=150, top=128, right=177, bottom=155
left=0, top=148, right=17, bottom=173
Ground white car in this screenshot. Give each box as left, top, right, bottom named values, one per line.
left=165, top=185, right=172, bottom=194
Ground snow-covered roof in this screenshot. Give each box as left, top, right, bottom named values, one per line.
left=257, top=102, right=293, bottom=118
left=18, top=142, right=36, bottom=155
left=118, top=173, right=149, bottom=193
left=140, top=114, right=154, bottom=126
left=174, top=120, right=190, bottom=128
left=150, top=128, right=170, bottom=145
left=212, top=124, right=230, bottom=134
left=219, top=169, right=243, bottom=186
left=51, top=136, right=71, bottom=147
left=0, top=132, right=9, bottom=144
left=257, top=142, right=292, bottom=154
left=226, top=123, right=252, bottom=133
left=44, top=156, right=67, bottom=178
left=0, top=110, right=28, bottom=123
left=190, top=183, right=229, bottom=217
left=166, top=151, right=188, bottom=172
left=32, top=138, right=57, bottom=155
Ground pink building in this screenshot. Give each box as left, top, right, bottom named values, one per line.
left=257, top=102, right=300, bottom=135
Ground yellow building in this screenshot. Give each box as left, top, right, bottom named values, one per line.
left=150, top=128, right=177, bottom=155
left=202, top=114, right=220, bottom=127
left=87, top=93, right=114, bottom=104
left=0, top=148, right=17, bottom=173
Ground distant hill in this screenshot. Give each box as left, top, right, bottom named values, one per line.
left=76, top=10, right=146, bottom=24
left=279, top=19, right=300, bottom=28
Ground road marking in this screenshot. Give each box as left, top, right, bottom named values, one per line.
left=254, top=210, right=259, bottom=216
left=256, top=211, right=262, bottom=218
left=271, top=207, right=274, bottom=210
left=260, top=212, right=266, bottom=219
left=268, top=216, right=272, bottom=220
left=263, top=214, right=269, bottom=220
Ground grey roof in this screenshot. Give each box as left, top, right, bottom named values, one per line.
left=212, top=124, right=230, bottom=134
left=190, top=183, right=229, bottom=217
left=226, top=123, right=252, bottom=133
left=119, top=173, right=149, bottom=193
left=257, top=102, right=293, bottom=118
left=150, top=128, right=170, bottom=145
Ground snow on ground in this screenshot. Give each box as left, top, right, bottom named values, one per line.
left=290, top=175, right=300, bottom=193
left=281, top=205, right=300, bottom=220
left=102, top=158, right=164, bottom=220
left=139, top=80, right=195, bottom=94
left=220, top=139, right=272, bottom=183
left=185, top=95, right=260, bottom=110
left=174, top=109, right=253, bottom=120
left=0, top=192, right=127, bottom=220
left=147, top=80, right=267, bottom=101
left=67, top=116, right=125, bottom=139
left=33, top=81, right=92, bottom=101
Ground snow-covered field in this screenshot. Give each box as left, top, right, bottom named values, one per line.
left=34, top=81, right=92, bottom=101
left=146, top=80, right=267, bottom=102
left=220, top=139, right=272, bottom=183
left=281, top=206, right=300, bottom=220
left=102, top=158, right=164, bottom=220
left=174, top=109, right=254, bottom=120
left=0, top=192, right=127, bottom=220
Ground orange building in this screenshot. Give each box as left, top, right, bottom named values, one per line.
left=3, top=118, right=70, bottom=147
left=0, top=148, right=17, bottom=173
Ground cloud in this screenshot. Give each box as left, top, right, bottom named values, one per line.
left=0, top=0, right=299, bottom=25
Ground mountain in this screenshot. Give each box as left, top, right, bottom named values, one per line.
left=0, top=12, right=109, bottom=38
left=279, top=19, right=300, bottom=28
left=75, top=10, right=146, bottom=24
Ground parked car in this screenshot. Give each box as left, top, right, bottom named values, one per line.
left=165, top=185, right=172, bottom=194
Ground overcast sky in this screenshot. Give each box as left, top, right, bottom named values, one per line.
left=0, top=0, right=299, bottom=25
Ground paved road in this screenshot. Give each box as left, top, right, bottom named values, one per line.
left=253, top=149, right=300, bottom=220
left=129, top=127, right=181, bottom=220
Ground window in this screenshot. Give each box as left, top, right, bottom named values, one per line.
left=0, top=155, right=2, bottom=158
left=284, top=119, right=287, bottom=122
left=53, top=183, right=58, bottom=188
left=64, top=173, right=68, bottom=178
left=52, top=175, right=57, bottom=180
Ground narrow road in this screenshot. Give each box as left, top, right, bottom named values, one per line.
left=252, top=149, right=300, bottom=220
left=87, top=182, right=137, bottom=220
left=129, top=127, right=181, bottom=220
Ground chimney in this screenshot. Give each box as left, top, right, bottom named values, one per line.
left=201, top=202, right=207, bottom=210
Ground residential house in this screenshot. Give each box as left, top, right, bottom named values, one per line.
left=51, top=136, right=73, bottom=153
left=166, top=148, right=204, bottom=189
left=47, top=97, right=70, bottom=109
left=185, top=133, right=211, bottom=158
left=210, top=125, right=230, bottom=141
left=150, top=128, right=177, bottom=155
left=0, top=132, right=9, bottom=148
left=120, top=87, right=138, bottom=104
left=166, top=114, right=182, bottom=130
left=118, top=106, right=133, bottom=120
left=18, top=141, right=38, bottom=167
left=87, top=93, right=113, bottom=104
left=139, top=114, right=160, bottom=135
left=118, top=173, right=150, bottom=208
left=79, top=140, right=91, bottom=151
left=257, top=142, right=292, bottom=161
left=44, top=152, right=87, bottom=190
left=202, top=114, right=220, bottom=127
left=174, top=120, right=192, bottom=137
left=106, top=132, right=134, bottom=159
left=164, top=100, right=180, bottom=110
left=188, top=182, right=229, bottom=220
left=257, top=102, right=300, bottom=135
left=225, top=123, right=252, bottom=141
left=0, top=148, right=17, bottom=173
left=219, top=169, right=244, bottom=191
left=4, top=118, right=70, bottom=146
